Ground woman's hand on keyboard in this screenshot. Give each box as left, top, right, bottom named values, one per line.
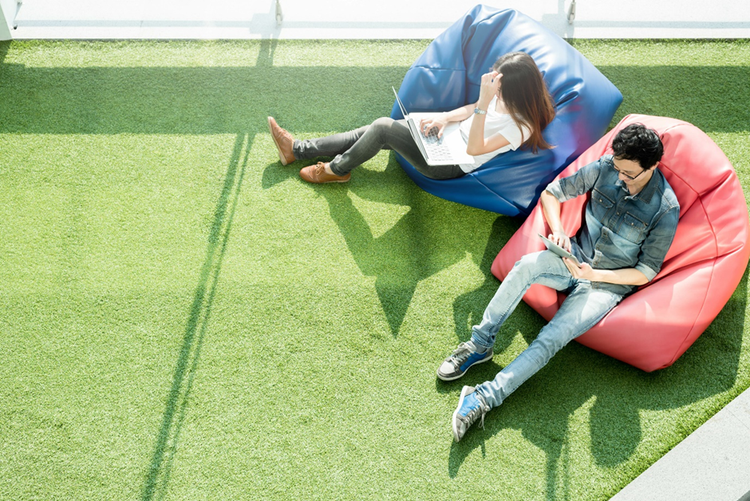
left=419, top=115, right=449, bottom=139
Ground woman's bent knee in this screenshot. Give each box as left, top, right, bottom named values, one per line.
left=371, top=116, right=396, bottom=130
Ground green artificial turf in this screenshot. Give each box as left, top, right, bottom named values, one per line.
left=0, top=38, right=749, bottom=500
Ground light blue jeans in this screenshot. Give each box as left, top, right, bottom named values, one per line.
left=472, top=250, right=623, bottom=409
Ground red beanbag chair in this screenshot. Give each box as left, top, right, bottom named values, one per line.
left=491, top=114, right=750, bottom=371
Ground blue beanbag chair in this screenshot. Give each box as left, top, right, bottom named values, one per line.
left=390, top=5, right=622, bottom=216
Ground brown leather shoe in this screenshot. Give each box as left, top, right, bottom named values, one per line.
left=267, top=116, right=296, bottom=165
left=299, top=162, right=351, bottom=184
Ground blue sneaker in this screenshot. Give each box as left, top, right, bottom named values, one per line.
left=437, top=341, right=493, bottom=381
left=452, top=386, right=490, bottom=442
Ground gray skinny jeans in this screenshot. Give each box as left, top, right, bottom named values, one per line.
left=292, top=117, right=465, bottom=180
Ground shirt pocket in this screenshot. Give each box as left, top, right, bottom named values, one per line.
left=618, top=212, right=648, bottom=243
left=591, top=188, right=615, bottom=220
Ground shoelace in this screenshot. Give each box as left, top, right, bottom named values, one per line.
left=464, top=395, right=488, bottom=430
left=449, top=343, right=473, bottom=367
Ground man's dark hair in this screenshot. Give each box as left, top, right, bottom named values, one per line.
left=612, top=124, right=664, bottom=169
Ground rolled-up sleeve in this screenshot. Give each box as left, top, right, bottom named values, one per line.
left=545, top=156, right=607, bottom=203
left=635, top=204, right=680, bottom=281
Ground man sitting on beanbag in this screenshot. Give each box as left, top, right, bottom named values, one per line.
left=438, top=123, right=680, bottom=442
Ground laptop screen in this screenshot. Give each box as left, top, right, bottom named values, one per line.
left=392, top=87, right=409, bottom=119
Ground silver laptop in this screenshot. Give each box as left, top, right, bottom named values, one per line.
left=392, top=87, right=475, bottom=166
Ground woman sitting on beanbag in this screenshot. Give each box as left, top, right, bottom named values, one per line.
left=268, top=52, right=555, bottom=184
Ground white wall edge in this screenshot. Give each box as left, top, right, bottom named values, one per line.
left=0, top=0, right=16, bottom=40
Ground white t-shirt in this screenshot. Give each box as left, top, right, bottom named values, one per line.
left=458, top=95, right=531, bottom=173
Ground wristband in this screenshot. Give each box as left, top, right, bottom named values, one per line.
left=473, top=108, right=487, bottom=115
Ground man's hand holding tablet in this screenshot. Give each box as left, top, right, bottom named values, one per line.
left=538, top=233, right=581, bottom=266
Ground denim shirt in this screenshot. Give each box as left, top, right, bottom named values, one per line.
left=545, top=155, right=680, bottom=296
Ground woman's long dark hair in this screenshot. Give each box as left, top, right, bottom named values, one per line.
left=492, top=52, right=555, bottom=153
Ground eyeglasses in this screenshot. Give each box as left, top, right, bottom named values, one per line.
left=612, top=161, right=646, bottom=181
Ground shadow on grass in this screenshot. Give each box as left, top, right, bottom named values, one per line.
left=452, top=215, right=523, bottom=345
left=598, top=65, right=750, bottom=133
left=0, top=41, right=8, bottom=66
left=265, top=157, right=512, bottom=336
left=317, top=162, right=440, bottom=336
left=140, top=133, right=250, bottom=501
left=0, top=63, right=748, bottom=135
left=142, top=39, right=273, bottom=500
left=0, top=63, right=413, bottom=136
left=445, top=254, right=748, bottom=500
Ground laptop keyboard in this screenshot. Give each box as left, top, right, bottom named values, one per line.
left=422, top=127, right=454, bottom=162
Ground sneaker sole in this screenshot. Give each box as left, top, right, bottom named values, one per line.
left=436, top=351, right=493, bottom=382
left=267, top=117, right=291, bottom=166
left=452, top=386, right=474, bottom=442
